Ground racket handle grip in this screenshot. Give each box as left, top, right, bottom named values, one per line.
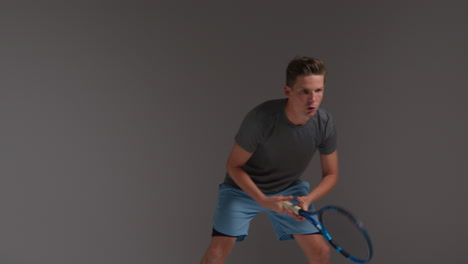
left=282, top=201, right=301, bottom=215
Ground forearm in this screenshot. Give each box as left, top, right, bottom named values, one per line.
left=306, top=151, right=340, bottom=204
left=227, top=166, right=267, bottom=203
left=306, top=173, right=338, bottom=203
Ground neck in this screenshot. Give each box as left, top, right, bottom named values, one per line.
left=284, top=100, right=309, bottom=126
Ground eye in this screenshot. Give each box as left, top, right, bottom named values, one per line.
left=301, top=89, right=310, bottom=94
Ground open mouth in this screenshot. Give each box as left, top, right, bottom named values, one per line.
left=307, top=107, right=316, bottom=111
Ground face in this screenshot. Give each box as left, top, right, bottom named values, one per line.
left=284, top=74, right=325, bottom=122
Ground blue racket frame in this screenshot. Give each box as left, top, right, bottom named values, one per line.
left=284, top=202, right=373, bottom=263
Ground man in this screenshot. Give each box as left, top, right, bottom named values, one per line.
left=201, top=56, right=338, bottom=264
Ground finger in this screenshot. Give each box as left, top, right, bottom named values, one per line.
left=292, top=214, right=304, bottom=221
left=284, top=208, right=306, bottom=221
left=284, top=210, right=297, bottom=218
left=296, top=196, right=309, bottom=210
left=274, top=195, right=293, bottom=201
left=297, top=196, right=306, bottom=204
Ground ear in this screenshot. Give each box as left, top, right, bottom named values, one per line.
left=284, top=85, right=292, bottom=97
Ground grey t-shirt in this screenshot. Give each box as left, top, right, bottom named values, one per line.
left=223, top=98, right=337, bottom=194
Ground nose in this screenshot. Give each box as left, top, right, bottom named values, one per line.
left=308, top=92, right=317, bottom=103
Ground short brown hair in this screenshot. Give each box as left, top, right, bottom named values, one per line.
left=286, top=56, right=327, bottom=87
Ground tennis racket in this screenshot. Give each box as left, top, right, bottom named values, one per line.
left=283, top=201, right=373, bottom=263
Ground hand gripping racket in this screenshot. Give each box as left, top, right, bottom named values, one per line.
left=283, top=201, right=373, bottom=263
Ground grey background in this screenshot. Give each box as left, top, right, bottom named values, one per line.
left=1, top=1, right=467, bottom=263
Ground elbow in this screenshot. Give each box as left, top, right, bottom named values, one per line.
left=226, top=163, right=239, bottom=177
left=226, top=161, right=243, bottom=179
left=226, top=164, right=233, bottom=176
left=323, top=172, right=339, bottom=185
left=225, top=160, right=232, bottom=174
left=331, top=173, right=339, bottom=186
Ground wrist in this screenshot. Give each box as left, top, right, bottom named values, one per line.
left=303, top=194, right=315, bottom=205
left=255, top=195, right=269, bottom=206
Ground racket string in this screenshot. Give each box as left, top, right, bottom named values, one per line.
left=319, top=208, right=372, bottom=262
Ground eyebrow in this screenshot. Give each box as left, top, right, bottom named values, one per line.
left=300, top=86, right=325, bottom=90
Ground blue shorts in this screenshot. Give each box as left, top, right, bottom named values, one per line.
left=213, top=181, right=319, bottom=242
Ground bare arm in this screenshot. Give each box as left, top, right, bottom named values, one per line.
left=297, top=150, right=339, bottom=212
left=226, top=143, right=293, bottom=213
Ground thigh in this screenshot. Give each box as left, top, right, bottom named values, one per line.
left=294, top=233, right=329, bottom=251
left=201, top=236, right=237, bottom=264
left=213, top=184, right=261, bottom=241
left=294, top=234, right=331, bottom=263
left=206, top=236, right=236, bottom=250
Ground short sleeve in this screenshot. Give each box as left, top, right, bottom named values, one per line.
left=318, top=113, right=337, bottom=155
left=234, top=108, right=269, bottom=153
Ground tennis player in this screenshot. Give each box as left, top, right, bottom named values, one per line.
left=200, top=56, right=339, bottom=264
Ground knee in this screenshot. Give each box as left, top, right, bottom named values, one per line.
left=202, top=248, right=224, bottom=263
left=201, top=244, right=232, bottom=264
left=314, top=244, right=331, bottom=263
left=304, top=243, right=330, bottom=264
left=322, top=245, right=331, bottom=259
